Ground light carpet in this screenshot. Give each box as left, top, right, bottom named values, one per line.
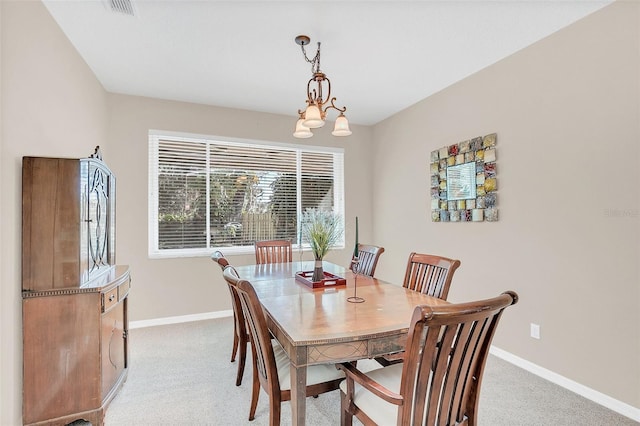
left=102, top=317, right=638, bottom=426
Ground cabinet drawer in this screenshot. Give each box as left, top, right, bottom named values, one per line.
left=102, top=289, right=118, bottom=313
left=118, top=278, right=130, bottom=301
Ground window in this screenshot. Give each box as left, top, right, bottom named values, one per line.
left=148, top=131, right=345, bottom=258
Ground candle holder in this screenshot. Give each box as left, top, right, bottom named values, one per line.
left=347, top=257, right=365, bottom=303
left=298, top=225, right=304, bottom=263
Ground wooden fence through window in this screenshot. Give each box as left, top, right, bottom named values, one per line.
left=241, top=213, right=275, bottom=241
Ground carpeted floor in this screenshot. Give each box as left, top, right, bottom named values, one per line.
left=102, top=317, right=638, bottom=425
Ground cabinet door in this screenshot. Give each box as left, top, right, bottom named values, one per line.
left=101, top=299, right=126, bottom=399
left=82, top=160, right=115, bottom=284
left=22, top=293, right=101, bottom=424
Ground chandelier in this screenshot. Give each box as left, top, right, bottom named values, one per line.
left=293, top=35, right=352, bottom=138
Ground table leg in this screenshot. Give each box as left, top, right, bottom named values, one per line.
left=290, top=362, right=307, bottom=425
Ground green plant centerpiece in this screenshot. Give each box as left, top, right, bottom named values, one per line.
left=302, top=208, right=343, bottom=282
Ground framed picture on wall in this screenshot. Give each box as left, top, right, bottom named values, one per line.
left=430, top=133, right=498, bottom=222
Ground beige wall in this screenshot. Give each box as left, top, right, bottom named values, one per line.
left=372, top=0, right=639, bottom=410
left=1, top=0, right=638, bottom=424
left=106, top=94, right=372, bottom=321
left=1, top=1, right=109, bottom=423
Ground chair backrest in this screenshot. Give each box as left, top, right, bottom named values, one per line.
left=403, top=252, right=461, bottom=299
left=211, top=250, right=229, bottom=270
left=397, top=291, right=518, bottom=426
left=351, top=244, right=385, bottom=277
left=254, top=239, right=293, bottom=264
left=215, top=260, right=248, bottom=366
left=223, top=267, right=280, bottom=396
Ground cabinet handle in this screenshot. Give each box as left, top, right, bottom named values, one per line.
left=109, top=294, right=115, bottom=302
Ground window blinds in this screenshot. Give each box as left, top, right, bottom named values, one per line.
left=148, top=133, right=344, bottom=258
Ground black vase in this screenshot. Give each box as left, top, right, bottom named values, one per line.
left=312, top=259, right=324, bottom=282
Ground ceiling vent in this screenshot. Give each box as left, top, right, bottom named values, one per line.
left=103, top=0, right=137, bottom=17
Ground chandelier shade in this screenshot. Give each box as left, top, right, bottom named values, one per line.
left=293, top=117, right=313, bottom=138
left=293, top=35, right=351, bottom=139
left=331, top=113, right=352, bottom=136
left=303, top=104, right=324, bottom=128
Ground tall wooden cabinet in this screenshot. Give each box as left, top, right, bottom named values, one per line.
left=22, top=148, right=130, bottom=426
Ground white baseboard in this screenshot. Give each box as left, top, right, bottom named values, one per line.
left=490, top=346, right=640, bottom=422
left=129, top=310, right=233, bottom=329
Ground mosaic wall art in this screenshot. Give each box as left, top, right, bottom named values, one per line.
left=430, top=133, right=498, bottom=222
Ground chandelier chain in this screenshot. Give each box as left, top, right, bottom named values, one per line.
left=301, top=42, right=321, bottom=75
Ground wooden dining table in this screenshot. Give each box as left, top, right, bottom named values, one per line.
left=232, top=260, right=448, bottom=426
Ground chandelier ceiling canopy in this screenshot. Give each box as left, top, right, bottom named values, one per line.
left=293, top=35, right=352, bottom=139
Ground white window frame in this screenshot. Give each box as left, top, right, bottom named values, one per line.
left=148, top=130, right=345, bottom=259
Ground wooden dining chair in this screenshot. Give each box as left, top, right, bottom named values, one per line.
left=254, top=239, right=293, bottom=264
left=211, top=250, right=229, bottom=270
left=211, top=251, right=248, bottom=386
left=376, top=252, right=461, bottom=366
left=222, top=266, right=346, bottom=425
left=337, top=291, right=518, bottom=426
left=402, top=252, right=461, bottom=299
left=350, top=243, right=385, bottom=277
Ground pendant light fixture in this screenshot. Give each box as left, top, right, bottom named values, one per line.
left=293, top=35, right=352, bottom=138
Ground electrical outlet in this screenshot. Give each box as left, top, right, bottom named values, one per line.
left=530, top=323, right=540, bottom=339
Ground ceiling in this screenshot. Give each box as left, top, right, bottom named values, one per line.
left=42, top=0, right=612, bottom=126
